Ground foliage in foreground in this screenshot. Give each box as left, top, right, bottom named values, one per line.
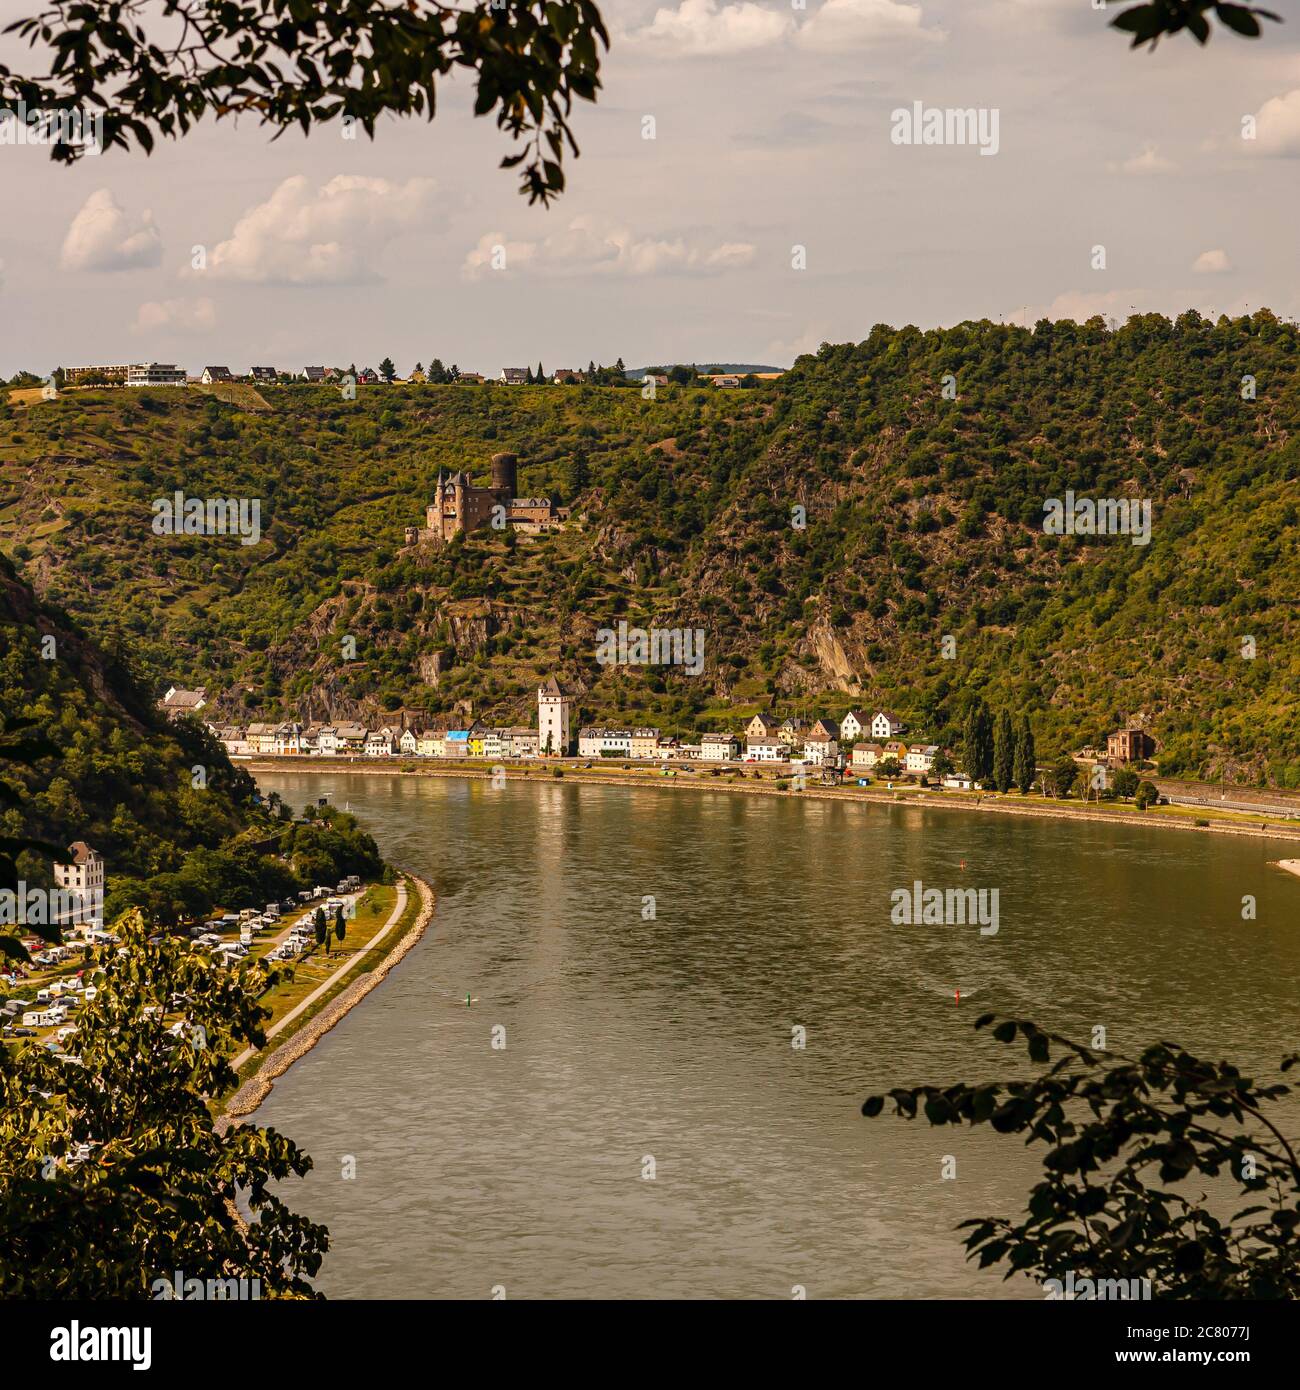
left=864, top=1015, right=1300, bottom=1298
left=0, top=910, right=328, bottom=1298
left=1, top=1, right=609, bottom=204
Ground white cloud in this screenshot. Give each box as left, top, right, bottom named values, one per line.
left=633, top=0, right=792, bottom=54
left=1249, top=89, right=1300, bottom=156
left=461, top=217, right=757, bottom=280
left=205, top=175, right=437, bottom=285
left=60, top=189, right=162, bottom=272
left=797, top=0, right=942, bottom=52
left=1192, top=248, right=1231, bottom=275
left=133, top=297, right=216, bottom=334
left=1110, top=143, right=1176, bottom=175
left=630, top=0, right=940, bottom=55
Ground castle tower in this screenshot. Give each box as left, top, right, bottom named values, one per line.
left=426, top=470, right=446, bottom=538
left=491, top=451, right=518, bottom=498
left=538, top=675, right=574, bottom=756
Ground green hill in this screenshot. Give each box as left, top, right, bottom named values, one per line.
left=2, top=310, right=1297, bottom=786
left=0, top=555, right=380, bottom=931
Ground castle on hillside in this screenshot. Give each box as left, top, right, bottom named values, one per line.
left=407, top=452, right=570, bottom=545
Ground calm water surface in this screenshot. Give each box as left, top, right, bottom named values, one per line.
left=252, top=772, right=1300, bottom=1299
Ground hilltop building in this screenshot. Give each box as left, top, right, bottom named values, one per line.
left=413, top=453, right=569, bottom=544
left=158, top=685, right=207, bottom=719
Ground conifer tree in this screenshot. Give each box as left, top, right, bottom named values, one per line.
left=994, top=709, right=1015, bottom=792
left=1013, top=715, right=1036, bottom=794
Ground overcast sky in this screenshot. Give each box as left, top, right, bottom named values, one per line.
left=2, top=0, right=1298, bottom=377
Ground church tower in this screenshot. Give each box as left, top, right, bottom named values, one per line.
left=538, top=675, right=574, bottom=756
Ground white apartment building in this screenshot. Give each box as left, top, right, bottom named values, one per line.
left=578, top=727, right=633, bottom=758
left=126, top=362, right=187, bottom=386
left=746, top=739, right=791, bottom=762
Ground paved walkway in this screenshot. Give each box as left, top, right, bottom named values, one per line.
left=231, top=879, right=407, bottom=1073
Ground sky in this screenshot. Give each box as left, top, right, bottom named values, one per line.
left=1, top=0, right=1298, bottom=377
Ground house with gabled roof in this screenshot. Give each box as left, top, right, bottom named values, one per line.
left=745, top=713, right=778, bottom=741
left=871, top=710, right=905, bottom=739
left=840, top=709, right=868, bottom=742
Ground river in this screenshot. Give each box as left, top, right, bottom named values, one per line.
left=250, top=771, right=1300, bottom=1299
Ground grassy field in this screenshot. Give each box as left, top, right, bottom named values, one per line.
left=228, top=878, right=422, bottom=1089
left=247, top=884, right=397, bottom=1031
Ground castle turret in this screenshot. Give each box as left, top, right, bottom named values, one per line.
left=491, top=452, right=518, bottom=498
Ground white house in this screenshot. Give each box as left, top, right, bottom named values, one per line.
left=53, top=842, right=104, bottom=928
left=398, top=729, right=419, bottom=755
left=746, top=738, right=791, bottom=762
left=802, top=723, right=840, bottom=766
left=840, top=710, right=868, bottom=742
left=481, top=729, right=506, bottom=760
left=701, top=733, right=739, bottom=761
left=500, top=367, right=529, bottom=385
left=365, top=728, right=398, bottom=756
left=201, top=366, right=233, bottom=384
left=905, top=745, right=940, bottom=774
left=213, top=725, right=248, bottom=757
left=316, top=725, right=339, bottom=756
left=272, top=722, right=304, bottom=755
left=578, top=727, right=632, bottom=758
left=870, top=711, right=904, bottom=739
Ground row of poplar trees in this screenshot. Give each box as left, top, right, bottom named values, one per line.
left=962, top=697, right=1036, bottom=793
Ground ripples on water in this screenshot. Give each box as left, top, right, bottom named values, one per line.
left=252, top=773, right=1300, bottom=1299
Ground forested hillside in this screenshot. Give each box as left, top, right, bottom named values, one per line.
left=2, top=311, right=1297, bottom=785
left=0, top=556, right=380, bottom=929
